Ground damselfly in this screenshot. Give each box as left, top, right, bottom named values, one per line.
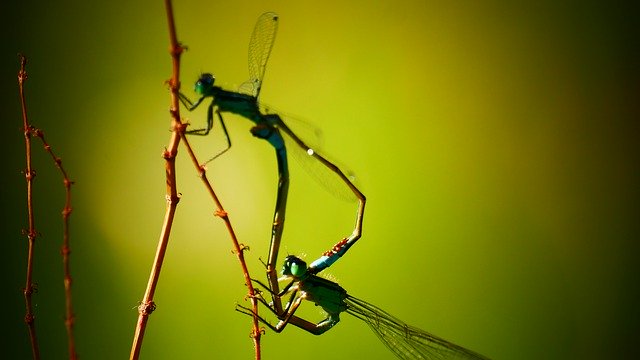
left=178, top=12, right=365, bottom=315
left=237, top=241, right=490, bottom=360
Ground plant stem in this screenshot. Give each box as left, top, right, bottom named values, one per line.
left=18, top=53, right=40, bottom=360
left=29, top=127, right=76, bottom=359
left=130, top=2, right=263, bottom=358
left=167, top=0, right=262, bottom=354
left=128, top=0, right=183, bottom=352
left=180, top=135, right=263, bottom=359
left=18, top=53, right=78, bottom=360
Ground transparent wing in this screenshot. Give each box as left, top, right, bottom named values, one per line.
left=238, top=12, right=279, bottom=97
left=275, top=111, right=359, bottom=203
left=346, top=296, right=490, bottom=360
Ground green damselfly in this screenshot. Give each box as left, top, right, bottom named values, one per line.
left=238, top=244, right=490, bottom=360
left=178, top=12, right=365, bottom=315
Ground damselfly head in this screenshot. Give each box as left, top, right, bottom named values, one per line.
left=282, top=255, right=307, bottom=278
left=195, top=73, right=215, bottom=95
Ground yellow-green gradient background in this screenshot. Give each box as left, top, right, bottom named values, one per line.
left=2, top=1, right=638, bottom=359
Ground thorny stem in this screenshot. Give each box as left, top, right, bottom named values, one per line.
left=181, top=130, right=264, bottom=359
left=130, top=1, right=262, bottom=359
left=19, top=54, right=77, bottom=359
left=128, top=0, right=182, bottom=355
left=19, top=53, right=40, bottom=360
left=171, top=0, right=262, bottom=355
left=31, top=128, right=76, bottom=360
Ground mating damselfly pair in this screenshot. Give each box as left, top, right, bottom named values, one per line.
left=179, top=12, right=489, bottom=360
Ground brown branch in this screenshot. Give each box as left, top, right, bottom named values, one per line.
left=18, top=54, right=77, bottom=360
left=181, top=131, right=264, bottom=359
left=128, top=159, right=179, bottom=360
left=128, top=0, right=183, bottom=354
left=172, top=0, right=264, bottom=355
left=167, top=1, right=263, bottom=355
left=130, top=2, right=263, bottom=358
left=29, top=127, right=76, bottom=360
left=18, top=53, right=40, bottom=360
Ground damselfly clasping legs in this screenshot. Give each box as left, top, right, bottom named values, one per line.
left=178, top=12, right=366, bottom=314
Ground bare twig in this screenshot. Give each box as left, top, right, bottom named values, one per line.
left=18, top=54, right=77, bottom=360
left=128, top=0, right=183, bottom=352
left=18, top=53, right=40, bottom=360
left=130, top=1, right=262, bottom=358
left=168, top=1, right=263, bottom=355
left=30, top=127, right=76, bottom=360
left=181, top=124, right=264, bottom=359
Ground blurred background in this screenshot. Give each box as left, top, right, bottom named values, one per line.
left=1, top=0, right=638, bottom=359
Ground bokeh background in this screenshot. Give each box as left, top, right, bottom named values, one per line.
left=1, top=0, right=638, bottom=359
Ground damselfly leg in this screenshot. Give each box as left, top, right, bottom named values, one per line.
left=177, top=13, right=366, bottom=315
left=237, top=256, right=490, bottom=359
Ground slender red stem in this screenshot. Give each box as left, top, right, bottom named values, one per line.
left=18, top=53, right=78, bottom=360
left=128, top=0, right=182, bottom=352
left=18, top=53, right=40, bottom=360
left=167, top=0, right=262, bottom=353
left=180, top=134, right=263, bottom=359
left=131, top=1, right=262, bottom=359
left=30, top=128, right=77, bottom=360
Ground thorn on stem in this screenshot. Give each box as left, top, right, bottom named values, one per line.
left=175, top=43, right=188, bottom=54
left=165, top=194, right=180, bottom=205
left=62, top=206, right=73, bottom=217
left=244, top=288, right=262, bottom=300
left=137, top=301, right=157, bottom=316
left=24, top=169, right=36, bottom=181
left=23, top=283, right=38, bottom=296
left=214, top=209, right=228, bottom=218
left=163, top=78, right=179, bottom=90
left=162, top=148, right=171, bottom=159
left=169, top=44, right=182, bottom=57
left=65, top=314, right=75, bottom=328
left=18, top=53, right=28, bottom=82
left=231, top=244, right=249, bottom=254
left=173, top=120, right=187, bottom=134
left=22, top=228, right=38, bottom=241
left=21, top=228, right=39, bottom=240
left=250, top=327, right=266, bottom=339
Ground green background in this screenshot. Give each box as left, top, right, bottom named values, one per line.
left=1, top=0, right=638, bottom=359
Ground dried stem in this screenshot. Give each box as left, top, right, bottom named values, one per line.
left=30, top=128, right=76, bottom=360
left=167, top=0, right=263, bottom=354
left=128, top=0, right=182, bottom=352
left=170, top=0, right=263, bottom=355
left=18, top=54, right=77, bottom=359
left=130, top=1, right=262, bottom=358
left=181, top=127, right=264, bottom=359
left=19, top=53, right=40, bottom=360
